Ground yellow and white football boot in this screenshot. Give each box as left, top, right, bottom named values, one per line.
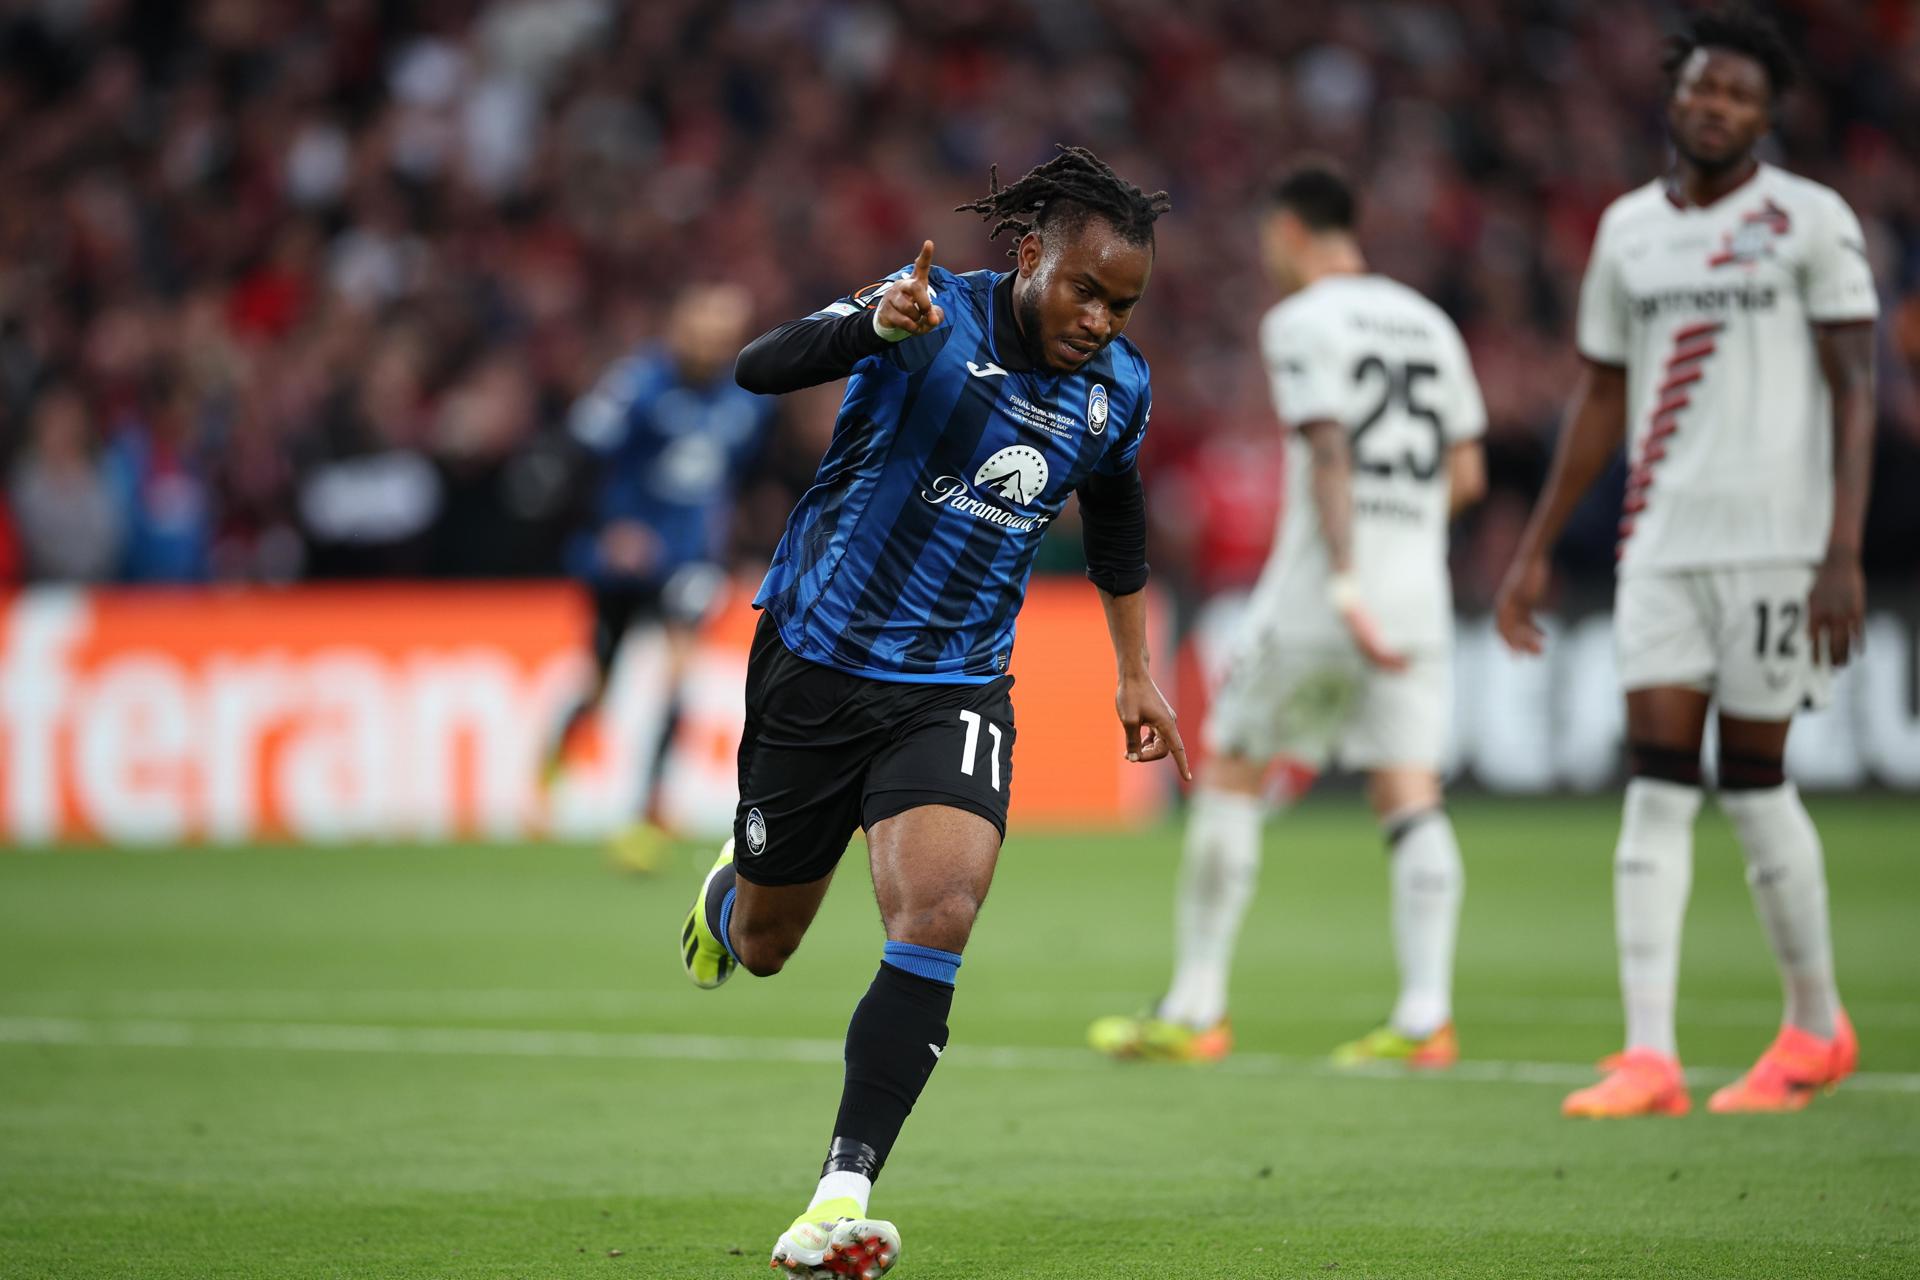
left=678, top=841, right=737, bottom=990
left=769, top=1198, right=900, bottom=1278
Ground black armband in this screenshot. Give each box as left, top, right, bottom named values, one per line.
left=1078, top=466, right=1149, bottom=597
left=735, top=308, right=893, bottom=395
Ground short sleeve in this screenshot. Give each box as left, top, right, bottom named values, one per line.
left=1803, top=192, right=1879, bottom=324
left=810, top=263, right=955, bottom=371
left=1575, top=217, right=1630, bottom=366
left=1260, top=307, right=1344, bottom=428
left=1441, top=321, right=1488, bottom=443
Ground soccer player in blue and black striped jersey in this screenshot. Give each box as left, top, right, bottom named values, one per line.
left=678, top=146, right=1189, bottom=1276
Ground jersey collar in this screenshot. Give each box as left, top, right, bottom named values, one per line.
left=991, top=272, right=1042, bottom=373
left=1662, top=159, right=1767, bottom=211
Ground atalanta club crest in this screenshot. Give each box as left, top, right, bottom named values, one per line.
left=1087, top=383, right=1109, bottom=436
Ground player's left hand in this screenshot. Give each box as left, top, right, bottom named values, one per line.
left=1807, top=548, right=1866, bottom=666
left=1116, top=674, right=1191, bottom=782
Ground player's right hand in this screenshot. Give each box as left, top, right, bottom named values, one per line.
left=600, top=520, right=661, bottom=576
left=1338, top=601, right=1410, bottom=673
left=1494, top=553, right=1549, bottom=655
left=873, top=241, right=945, bottom=338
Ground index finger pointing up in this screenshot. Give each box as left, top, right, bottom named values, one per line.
left=913, top=240, right=934, bottom=282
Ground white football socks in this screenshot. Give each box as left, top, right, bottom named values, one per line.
left=1158, top=787, right=1264, bottom=1031
left=1614, top=778, right=1702, bottom=1059
left=808, top=1169, right=872, bottom=1216
left=1718, top=783, right=1841, bottom=1040
left=1383, top=808, right=1464, bottom=1039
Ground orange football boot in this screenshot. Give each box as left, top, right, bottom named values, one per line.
left=1407, top=1022, right=1459, bottom=1069
left=1562, top=1047, right=1690, bottom=1117
left=1087, top=1013, right=1233, bottom=1063
left=1708, top=1009, right=1857, bottom=1114
left=1330, top=1022, right=1458, bottom=1070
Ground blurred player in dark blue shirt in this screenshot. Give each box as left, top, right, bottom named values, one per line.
left=546, top=284, right=772, bottom=866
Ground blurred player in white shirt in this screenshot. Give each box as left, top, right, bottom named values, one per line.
left=1092, top=163, right=1487, bottom=1068
left=1496, top=9, right=1875, bottom=1117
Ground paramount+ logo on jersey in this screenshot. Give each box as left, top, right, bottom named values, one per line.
left=920, top=445, right=1052, bottom=533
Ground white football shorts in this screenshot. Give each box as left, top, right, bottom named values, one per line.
left=1614, top=564, right=1832, bottom=720
left=1204, top=638, right=1450, bottom=772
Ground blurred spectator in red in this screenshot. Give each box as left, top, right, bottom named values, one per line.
left=0, top=501, right=18, bottom=584
left=1149, top=413, right=1286, bottom=605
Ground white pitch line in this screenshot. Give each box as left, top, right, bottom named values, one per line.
left=1, top=1016, right=1917, bottom=1095
left=9, top=988, right=1920, bottom=1029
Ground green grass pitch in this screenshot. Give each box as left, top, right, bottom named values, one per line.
left=1, top=796, right=1915, bottom=1278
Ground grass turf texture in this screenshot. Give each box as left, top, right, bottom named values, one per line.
left=0, top=796, right=1915, bottom=1279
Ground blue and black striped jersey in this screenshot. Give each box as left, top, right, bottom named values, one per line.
left=753, top=265, right=1152, bottom=684
left=565, top=347, right=774, bottom=586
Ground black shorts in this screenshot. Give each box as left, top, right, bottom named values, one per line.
left=733, top=612, right=1016, bottom=886
left=588, top=564, right=725, bottom=675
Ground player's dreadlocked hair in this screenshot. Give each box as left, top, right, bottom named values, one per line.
left=1662, top=5, right=1796, bottom=97
left=955, top=145, right=1172, bottom=258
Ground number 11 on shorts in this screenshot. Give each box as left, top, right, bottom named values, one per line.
left=958, top=709, right=1002, bottom=791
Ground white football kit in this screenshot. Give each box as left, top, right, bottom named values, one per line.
left=1209, top=274, right=1486, bottom=770
left=1578, top=164, right=1878, bottom=718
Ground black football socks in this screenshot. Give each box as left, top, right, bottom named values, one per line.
left=821, top=942, right=961, bottom=1181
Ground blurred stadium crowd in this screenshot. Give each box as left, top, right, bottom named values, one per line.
left=1, top=0, right=1916, bottom=606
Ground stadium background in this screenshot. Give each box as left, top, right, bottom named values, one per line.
left=1, top=0, right=1917, bottom=841
left=2, top=6, right=1917, bottom=1279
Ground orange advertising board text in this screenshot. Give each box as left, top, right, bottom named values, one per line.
left=0, top=581, right=1169, bottom=845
